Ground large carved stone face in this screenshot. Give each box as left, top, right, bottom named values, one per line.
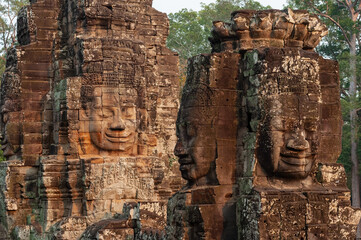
left=1, top=101, right=21, bottom=157
left=256, top=76, right=321, bottom=178
left=0, top=49, right=21, bottom=158
left=88, top=87, right=137, bottom=151
left=174, top=107, right=217, bottom=185
left=174, top=86, right=217, bottom=186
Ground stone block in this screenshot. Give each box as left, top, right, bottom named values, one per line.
left=23, top=144, right=42, bottom=155
left=21, top=81, right=49, bottom=92
left=321, top=104, right=341, bottom=120
left=23, top=133, right=42, bottom=144
left=23, top=111, right=42, bottom=121
left=321, top=86, right=340, bottom=103
left=319, top=72, right=338, bottom=86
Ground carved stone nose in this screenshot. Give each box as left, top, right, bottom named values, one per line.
left=286, top=131, right=310, bottom=151
left=110, top=110, right=126, bottom=130
left=110, top=118, right=125, bottom=130
left=174, top=140, right=186, bottom=156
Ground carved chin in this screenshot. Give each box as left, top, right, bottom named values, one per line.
left=179, top=163, right=213, bottom=185
left=179, top=164, right=195, bottom=181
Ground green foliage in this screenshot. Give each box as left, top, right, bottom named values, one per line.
left=167, top=0, right=270, bottom=62
left=169, top=156, right=176, bottom=167
left=0, top=0, right=28, bottom=76
left=167, top=9, right=208, bottom=60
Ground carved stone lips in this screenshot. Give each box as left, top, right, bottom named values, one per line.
left=178, top=156, right=192, bottom=164
left=281, top=149, right=314, bottom=158
left=178, top=157, right=193, bottom=170
left=105, top=131, right=131, bottom=138
left=105, top=131, right=133, bottom=143
left=280, top=151, right=314, bottom=166
left=281, top=157, right=309, bottom=166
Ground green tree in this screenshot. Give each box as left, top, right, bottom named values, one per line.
left=167, top=0, right=271, bottom=61
left=0, top=0, right=27, bottom=76
left=287, top=0, right=361, bottom=235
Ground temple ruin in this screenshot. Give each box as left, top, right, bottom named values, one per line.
left=0, top=1, right=360, bottom=240
left=168, top=9, right=361, bottom=240
left=0, top=0, right=182, bottom=239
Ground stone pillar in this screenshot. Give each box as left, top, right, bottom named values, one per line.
left=0, top=1, right=61, bottom=238
left=0, top=0, right=182, bottom=239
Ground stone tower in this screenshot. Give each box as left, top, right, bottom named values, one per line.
left=0, top=0, right=182, bottom=239
left=168, top=9, right=361, bottom=239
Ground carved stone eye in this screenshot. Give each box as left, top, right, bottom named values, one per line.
left=304, top=121, right=318, bottom=132
left=102, top=109, right=114, bottom=118
left=186, top=124, right=196, bottom=137
left=271, top=117, right=284, bottom=131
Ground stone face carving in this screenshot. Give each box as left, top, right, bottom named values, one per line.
left=0, top=48, right=21, bottom=159
left=168, top=53, right=240, bottom=239
left=1, top=102, right=21, bottom=158
left=236, top=46, right=359, bottom=239
left=173, top=54, right=240, bottom=188
left=77, top=38, right=148, bottom=155
left=168, top=9, right=361, bottom=240
left=175, top=84, right=218, bottom=185
left=84, top=86, right=137, bottom=152
left=256, top=52, right=321, bottom=178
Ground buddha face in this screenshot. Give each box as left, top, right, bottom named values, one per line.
left=256, top=90, right=320, bottom=179
left=174, top=85, right=218, bottom=185
left=1, top=101, right=21, bottom=157
left=88, top=87, right=137, bottom=151
left=174, top=107, right=217, bottom=185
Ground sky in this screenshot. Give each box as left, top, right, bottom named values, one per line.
left=152, top=0, right=288, bottom=14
